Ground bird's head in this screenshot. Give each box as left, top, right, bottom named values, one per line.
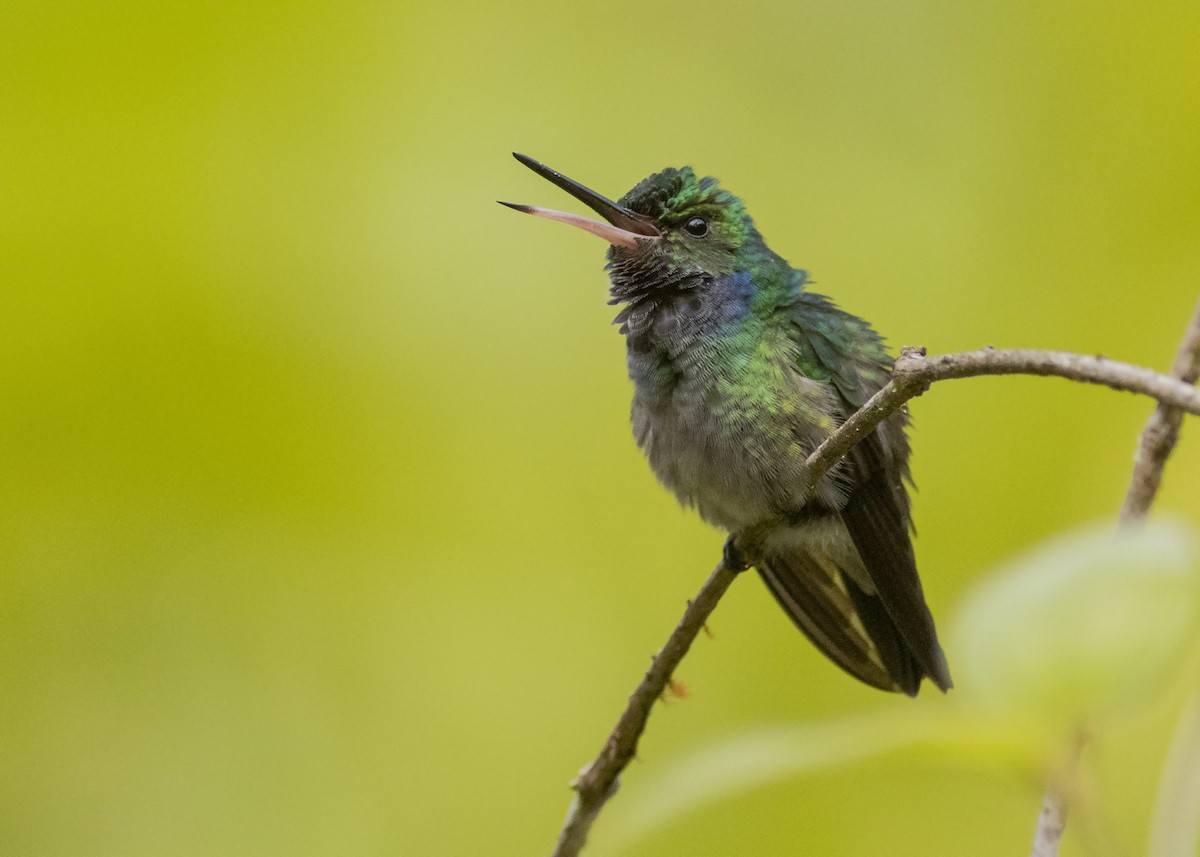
left=501, top=154, right=776, bottom=309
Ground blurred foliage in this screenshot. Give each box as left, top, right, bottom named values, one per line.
left=952, top=521, right=1200, bottom=728
left=2, top=0, right=1199, bottom=856
left=603, top=522, right=1200, bottom=854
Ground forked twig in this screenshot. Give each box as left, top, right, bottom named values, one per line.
left=549, top=342, right=1200, bottom=857
left=1033, top=300, right=1200, bottom=857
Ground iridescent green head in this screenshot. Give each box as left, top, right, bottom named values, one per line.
left=619, top=166, right=756, bottom=248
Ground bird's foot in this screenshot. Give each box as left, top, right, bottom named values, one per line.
left=722, top=535, right=753, bottom=572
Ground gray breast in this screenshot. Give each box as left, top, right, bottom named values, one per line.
left=627, top=329, right=839, bottom=533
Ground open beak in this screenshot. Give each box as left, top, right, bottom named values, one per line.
left=499, top=153, right=661, bottom=249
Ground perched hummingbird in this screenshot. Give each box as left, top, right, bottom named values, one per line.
left=502, top=153, right=951, bottom=695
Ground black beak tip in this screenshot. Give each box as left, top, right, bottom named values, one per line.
left=497, top=201, right=532, bottom=213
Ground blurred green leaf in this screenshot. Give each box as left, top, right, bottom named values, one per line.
left=1149, top=688, right=1200, bottom=857
left=602, top=713, right=884, bottom=853
left=950, top=520, right=1200, bottom=730
left=603, top=707, right=1036, bottom=854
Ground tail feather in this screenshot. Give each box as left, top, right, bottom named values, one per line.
left=758, top=548, right=929, bottom=696
left=839, top=469, right=954, bottom=692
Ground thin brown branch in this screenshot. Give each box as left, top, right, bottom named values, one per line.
left=1031, top=789, right=1070, bottom=857
left=1032, top=304, right=1200, bottom=857
left=1030, top=731, right=1089, bottom=857
left=1121, top=300, right=1200, bottom=523
left=804, top=345, right=1200, bottom=493
left=550, top=559, right=743, bottom=857
left=550, top=344, right=1200, bottom=857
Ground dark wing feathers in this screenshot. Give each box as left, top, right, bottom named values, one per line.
left=840, top=469, right=952, bottom=690
left=782, top=291, right=952, bottom=693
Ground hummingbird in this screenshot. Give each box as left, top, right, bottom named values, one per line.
left=501, top=153, right=951, bottom=695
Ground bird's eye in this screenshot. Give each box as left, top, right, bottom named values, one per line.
left=684, top=217, right=708, bottom=237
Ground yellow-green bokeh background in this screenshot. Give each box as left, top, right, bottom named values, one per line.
left=4, top=1, right=1200, bottom=855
